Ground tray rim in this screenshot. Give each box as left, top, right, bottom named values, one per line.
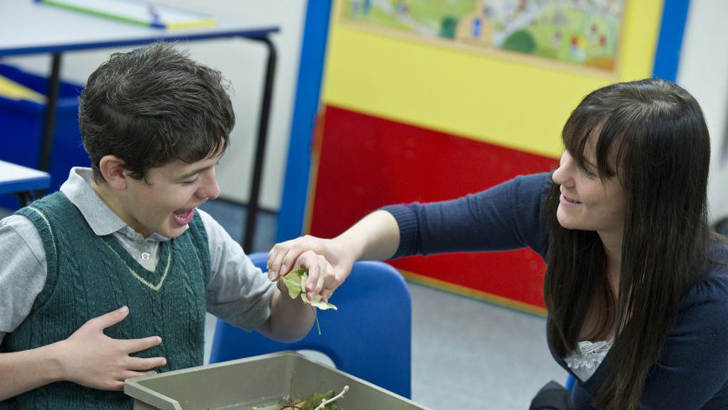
left=124, top=350, right=433, bottom=410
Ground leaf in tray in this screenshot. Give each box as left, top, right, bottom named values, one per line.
left=304, top=390, right=334, bottom=410
left=274, top=386, right=348, bottom=410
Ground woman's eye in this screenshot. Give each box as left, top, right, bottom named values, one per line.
left=581, top=166, right=596, bottom=178
left=182, top=178, right=199, bottom=186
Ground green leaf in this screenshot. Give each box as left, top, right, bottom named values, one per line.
left=301, top=293, right=338, bottom=310
left=281, top=269, right=338, bottom=310
left=281, top=268, right=306, bottom=299
left=304, top=390, right=335, bottom=410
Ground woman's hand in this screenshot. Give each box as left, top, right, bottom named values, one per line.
left=268, top=210, right=401, bottom=301
left=267, top=236, right=355, bottom=301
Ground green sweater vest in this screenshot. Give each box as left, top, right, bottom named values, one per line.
left=1, top=192, right=211, bottom=410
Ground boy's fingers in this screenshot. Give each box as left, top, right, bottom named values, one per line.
left=121, top=336, right=163, bottom=354
left=89, top=306, right=129, bottom=330
left=120, top=370, right=157, bottom=382
left=106, top=380, right=125, bottom=391
left=127, top=356, right=167, bottom=371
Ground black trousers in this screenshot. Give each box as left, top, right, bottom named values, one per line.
left=530, top=381, right=574, bottom=410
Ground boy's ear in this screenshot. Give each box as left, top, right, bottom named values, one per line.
left=98, top=155, right=129, bottom=191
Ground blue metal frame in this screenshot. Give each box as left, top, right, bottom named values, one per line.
left=652, top=0, right=691, bottom=81
left=276, top=0, right=332, bottom=242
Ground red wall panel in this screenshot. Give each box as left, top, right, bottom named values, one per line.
left=309, top=105, right=559, bottom=311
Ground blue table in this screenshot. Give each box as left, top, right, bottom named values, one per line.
left=0, top=0, right=278, bottom=251
left=0, top=160, right=51, bottom=206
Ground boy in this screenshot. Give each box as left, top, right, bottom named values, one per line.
left=0, top=43, right=334, bottom=409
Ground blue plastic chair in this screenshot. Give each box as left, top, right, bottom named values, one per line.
left=566, top=373, right=576, bottom=391
left=209, top=252, right=413, bottom=398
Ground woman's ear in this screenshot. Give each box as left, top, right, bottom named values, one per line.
left=98, top=155, right=129, bottom=191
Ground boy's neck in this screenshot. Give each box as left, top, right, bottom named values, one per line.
left=90, top=180, right=149, bottom=236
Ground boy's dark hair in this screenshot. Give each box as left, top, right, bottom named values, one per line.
left=78, top=42, right=234, bottom=181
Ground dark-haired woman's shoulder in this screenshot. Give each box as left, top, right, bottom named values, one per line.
left=679, top=238, right=728, bottom=312
left=704, top=235, right=728, bottom=281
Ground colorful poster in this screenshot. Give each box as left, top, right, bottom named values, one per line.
left=316, top=0, right=662, bottom=311
left=342, top=0, right=624, bottom=72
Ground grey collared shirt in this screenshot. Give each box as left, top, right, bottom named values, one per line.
left=0, top=167, right=274, bottom=344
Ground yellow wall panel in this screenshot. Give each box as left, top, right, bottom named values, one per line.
left=322, top=1, right=664, bottom=158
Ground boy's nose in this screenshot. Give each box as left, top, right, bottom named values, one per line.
left=198, top=174, right=221, bottom=200
left=206, top=178, right=221, bottom=200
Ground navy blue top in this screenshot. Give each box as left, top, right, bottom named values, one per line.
left=384, top=172, right=728, bottom=410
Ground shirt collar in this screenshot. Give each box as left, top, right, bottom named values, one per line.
left=60, top=167, right=169, bottom=242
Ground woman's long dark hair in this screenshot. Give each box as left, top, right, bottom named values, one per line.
left=544, top=78, right=711, bottom=410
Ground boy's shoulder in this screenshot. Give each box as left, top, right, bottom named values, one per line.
left=0, top=212, right=44, bottom=245
left=15, top=192, right=78, bottom=227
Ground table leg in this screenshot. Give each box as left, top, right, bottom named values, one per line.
left=15, top=191, right=34, bottom=207
left=39, top=53, right=63, bottom=175
left=242, top=36, right=277, bottom=253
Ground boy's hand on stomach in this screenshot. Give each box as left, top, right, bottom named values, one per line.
left=56, top=306, right=166, bottom=391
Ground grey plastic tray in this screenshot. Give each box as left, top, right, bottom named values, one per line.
left=125, top=351, right=432, bottom=410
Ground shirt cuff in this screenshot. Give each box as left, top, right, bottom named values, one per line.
left=381, top=204, right=419, bottom=259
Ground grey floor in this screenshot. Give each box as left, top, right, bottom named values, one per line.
left=0, top=198, right=566, bottom=409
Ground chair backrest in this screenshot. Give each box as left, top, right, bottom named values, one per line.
left=209, top=252, right=413, bottom=398
left=566, top=373, right=576, bottom=391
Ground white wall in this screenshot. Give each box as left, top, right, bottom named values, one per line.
left=4, top=0, right=306, bottom=211
left=677, top=0, right=728, bottom=224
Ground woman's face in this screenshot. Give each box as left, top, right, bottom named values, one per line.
left=551, top=146, right=626, bottom=238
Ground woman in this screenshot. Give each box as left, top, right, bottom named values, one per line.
left=267, top=78, right=728, bottom=410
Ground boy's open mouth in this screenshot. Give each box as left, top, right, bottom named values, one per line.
left=172, top=208, right=195, bottom=226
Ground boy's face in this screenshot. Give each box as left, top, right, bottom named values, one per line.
left=120, top=155, right=221, bottom=238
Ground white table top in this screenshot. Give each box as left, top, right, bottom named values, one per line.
left=0, top=160, right=51, bottom=194
left=0, top=0, right=278, bottom=56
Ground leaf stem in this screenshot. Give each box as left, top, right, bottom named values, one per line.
left=314, top=385, right=349, bottom=410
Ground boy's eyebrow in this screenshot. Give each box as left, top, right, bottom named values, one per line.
left=178, top=164, right=214, bottom=180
